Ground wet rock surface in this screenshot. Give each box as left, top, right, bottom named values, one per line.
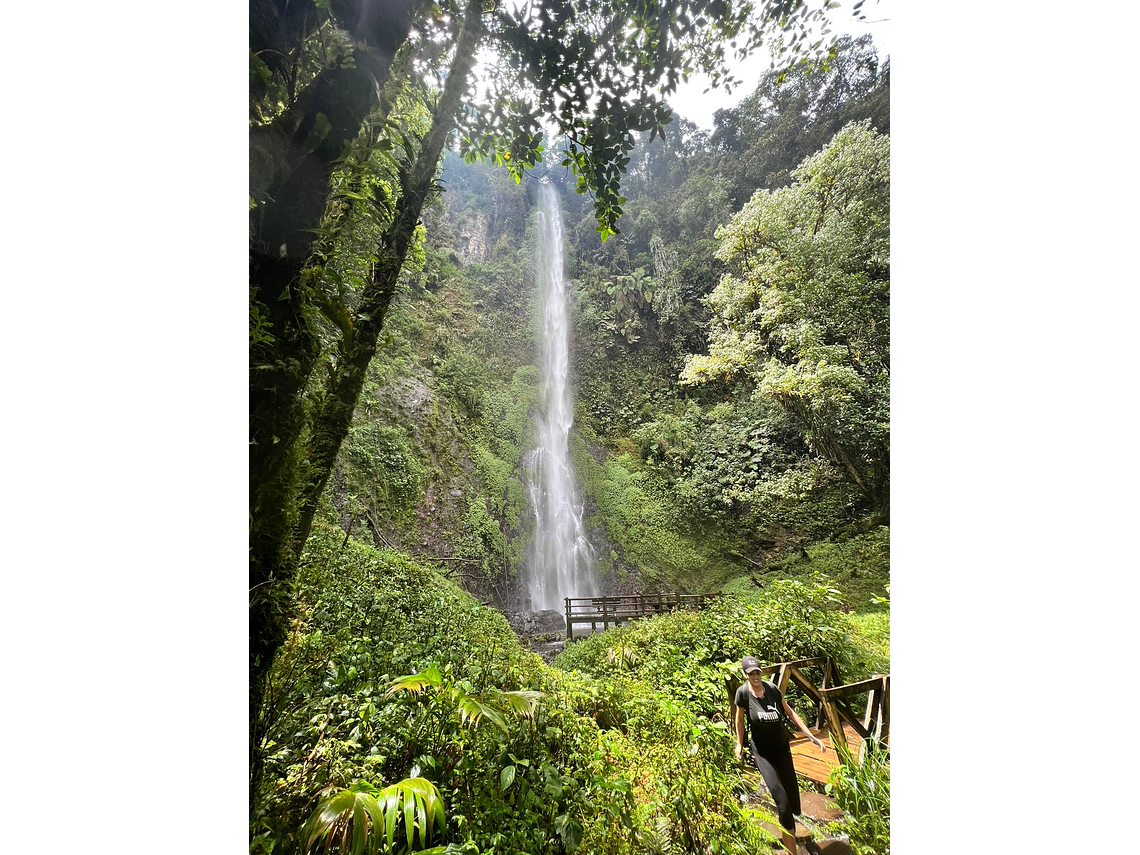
left=527, top=637, right=567, bottom=664
left=504, top=609, right=566, bottom=636
left=503, top=609, right=569, bottom=663
left=747, top=785, right=850, bottom=854
left=806, top=839, right=854, bottom=855
left=800, top=792, right=844, bottom=821
left=455, top=209, right=489, bottom=264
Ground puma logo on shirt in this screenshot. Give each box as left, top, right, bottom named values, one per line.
left=754, top=704, right=780, bottom=721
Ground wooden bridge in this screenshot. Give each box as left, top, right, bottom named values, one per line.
left=563, top=592, right=721, bottom=640
left=727, top=656, right=890, bottom=783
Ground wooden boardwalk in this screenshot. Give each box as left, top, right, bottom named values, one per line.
left=789, top=724, right=863, bottom=783
left=563, top=593, right=720, bottom=640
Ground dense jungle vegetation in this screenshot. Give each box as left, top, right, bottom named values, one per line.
left=250, top=2, right=889, bottom=853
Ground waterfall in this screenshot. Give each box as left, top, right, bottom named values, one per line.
left=523, top=184, right=598, bottom=612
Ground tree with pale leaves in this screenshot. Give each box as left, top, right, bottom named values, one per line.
left=682, top=120, right=889, bottom=510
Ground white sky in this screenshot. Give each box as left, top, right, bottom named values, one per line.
left=669, top=0, right=892, bottom=129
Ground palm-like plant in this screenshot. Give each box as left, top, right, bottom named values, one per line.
left=301, top=778, right=447, bottom=855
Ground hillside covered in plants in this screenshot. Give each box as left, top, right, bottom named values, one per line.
left=250, top=2, right=890, bottom=853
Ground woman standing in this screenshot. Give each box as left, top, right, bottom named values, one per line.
left=733, top=656, right=825, bottom=853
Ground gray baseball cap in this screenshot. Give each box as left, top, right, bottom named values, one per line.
left=740, top=656, right=763, bottom=674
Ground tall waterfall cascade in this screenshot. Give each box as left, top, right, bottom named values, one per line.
left=523, top=184, right=599, bottom=612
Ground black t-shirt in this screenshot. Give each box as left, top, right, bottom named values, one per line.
left=735, top=679, right=789, bottom=747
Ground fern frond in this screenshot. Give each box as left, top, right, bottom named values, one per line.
left=452, top=691, right=508, bottom=732
left=495, top=689, right=543, bottom=719
left=302, top=777, right=447, bottom=855
left=385, top=665, right=444, bottom=697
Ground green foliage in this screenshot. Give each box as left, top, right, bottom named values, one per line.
left=601, top=267, right=658, bottom=344
left=434, top=351, right=488, bottom=418
left=251, top=0, right=881, bottom=836
left=341, top=421, right=425, bottom=524
left=534, top=667, right=770, bottom=855
left=478, top=365, right=540, bottom=466
left=249, top=18, right=357, bottom=126
left=572, top=440, right=715, bottom=587
left=464, top=1, right=840, bottom=241
left=759, top=527, right=891, bottom=612
left=456, top=497, right=508, bottom=581
left=555, top=577, right=856, bottom=718
left=432, top=360, right=543, bottom=584
left=674, top=174, right=734, bottom=242
left=255, top=526, right=804, bottom=855
left=845, top=611, right=890, bottom=679
left=254, top=526, right=525, bottom=846
left=386, top=664, right=541, bottom=734
left=825, top=742, right=891, bottom=855
left=629, top=406, right=700, bottom=476
left=670, top=396, right=801, bottom=517
left=708, top=35, right=889, bottom=204
left=250, top=289, right=276, bottom=349
left=470, top=443, right=527, bottom=530
left=461, top=257, right=537, bottom=372
left=537, top=38, right=891, bottom=578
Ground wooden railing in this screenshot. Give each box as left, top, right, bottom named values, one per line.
left=563, top=592, right=720, bottom=640
left=726, top=656, right=889, bottom=763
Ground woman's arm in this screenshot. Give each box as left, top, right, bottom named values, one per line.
left=781, top=696, right=825, bottom=752
left=734, top=703, right=746, bottom=760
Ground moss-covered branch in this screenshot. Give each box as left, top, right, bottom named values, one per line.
left=292, top=0, right=487, bottom=556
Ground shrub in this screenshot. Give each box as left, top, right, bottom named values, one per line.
left=254, top=526, right=778, bottom=855
left=555, top=577, right=854, bottom=719
left=825, top=741, right=890, bottom=855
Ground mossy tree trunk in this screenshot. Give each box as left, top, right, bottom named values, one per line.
left=250, top=0, right=423, bottom=260
left=249, top=0, right=486, bottom=804
left=293, top=7, right=485, bottom=553
left=248, top=0, right=422, bottom=524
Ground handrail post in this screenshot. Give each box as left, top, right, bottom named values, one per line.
left=823, top=696, right=846, bottom=756
left=863, top=678, right=879, bottom=735
left=816, top=658, right=833, bottom=729
left=774, top=664, right=789, bottom=693
left=858, top=682, right=875, bottom=765
left=565, top=597, right=573, bottom=642
left=879, top=675, right=890, bottom=747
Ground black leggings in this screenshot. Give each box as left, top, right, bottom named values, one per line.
left=749, top=739, right=801, bottom=832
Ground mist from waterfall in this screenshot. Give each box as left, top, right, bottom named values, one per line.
left=523, top=183, right=598, bottom=612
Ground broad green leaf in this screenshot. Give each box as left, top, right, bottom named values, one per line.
left=404, top=786, right=416, bottom=852
left=350, top=798, right=366, bottom=855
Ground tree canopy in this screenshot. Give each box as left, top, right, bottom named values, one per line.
left=682, top=120, right=890, bottom=508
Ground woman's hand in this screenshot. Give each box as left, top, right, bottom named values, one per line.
left=733, top=742, right=744, bottom=762
left=810, top=735, right=826, bottom=754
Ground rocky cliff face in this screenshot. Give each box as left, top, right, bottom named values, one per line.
left=455, top=208, right=490, bottom=264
